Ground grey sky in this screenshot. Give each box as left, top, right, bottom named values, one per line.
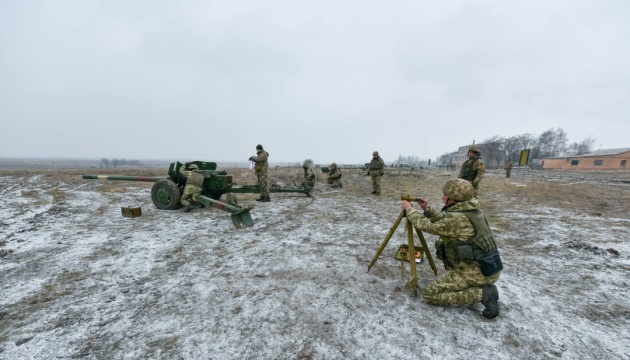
left=1, top=0, right=628, bottom=164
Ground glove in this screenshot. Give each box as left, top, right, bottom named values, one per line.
left=248, top=157, right=253, bottom=161
left=435, top=240, right=445, bottom=261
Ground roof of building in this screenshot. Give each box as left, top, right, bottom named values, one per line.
left=539, top=148, right=630, bottom=159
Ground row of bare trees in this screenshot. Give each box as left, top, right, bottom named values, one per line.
left=437, top=128, right=596, bottom=167
left=100, top=158, right=143, bottom=168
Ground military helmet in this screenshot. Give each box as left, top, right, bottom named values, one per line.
left=302, top=162, right=309, bottom=168
left=442, top=178, right=474, bottom=201
left=256, top=144, right=263, bottom=150
left=188, top=163, right=199, bottom=170
left=331, top=163, right=337, bottom=167
left=469, top=145, right=481, bottom=154
left=373, top=151, right=379, bottom=156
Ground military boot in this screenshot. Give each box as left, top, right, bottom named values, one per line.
left=261, top=196, right=271, bottom=202
left=481, top=285, right=500, bottom=319
left=255, top=196, right=264, bottom=201
left=184, top=204, right=192, bottom=213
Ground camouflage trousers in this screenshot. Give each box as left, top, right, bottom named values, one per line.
left=257, top=172, right=269, bottom=197
left=181, top=185, right=202, bottom=206
left=506, top=169, right=511, bottom=178
left=423, top=263, right=500, bottom=306
left=327, top=178, right=341, bottom=187
left=371, top=174, right=382, bottom=194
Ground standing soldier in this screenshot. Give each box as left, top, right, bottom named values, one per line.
left=327, top=163, right=342, bottom=188
left=301, top=162, right=316, bottom=190
left=249, top=144, right=270, bottom=202
left=179, top=163, right=204, bottom=212
left=458, top=145, right=486, bottom=196
left=504, top=159, right=513, bottom=178
left=368, top=151, right=385, bottom=195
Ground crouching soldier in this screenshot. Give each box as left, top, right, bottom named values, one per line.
left=327, top=163, right=342, bottom=188
left=301, top=162, right=316, bottom=190
left=401, top=178, right=503, bottom=319
left=179, top=163, right=204, bottom=212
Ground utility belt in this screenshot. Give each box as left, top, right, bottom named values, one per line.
left=437, top=242, right=503, bottom=276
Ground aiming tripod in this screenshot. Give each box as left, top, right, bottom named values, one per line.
left=368, top=210, right=438, bottom=296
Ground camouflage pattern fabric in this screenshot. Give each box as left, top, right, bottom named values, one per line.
left=179, top=168, right=204, bottom=187
left=181, top=184, right=202, bottom=207
left=505, top=160, right=513, bottom=178
left=251, top=150, right=269, bottom=197
left=459, top=155, right=485, bottom=196
left=301, top=167, right=316, bottom=188
left=369, top=156, right=385, bottom=194
left=406, top=198, right=500, bottom=307
left=423, top=262, right=500, bottom=306
left=327, top=167, right=342, bottom=187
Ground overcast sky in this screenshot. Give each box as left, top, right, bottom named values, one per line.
left=1, top=0, right=628, bottom=164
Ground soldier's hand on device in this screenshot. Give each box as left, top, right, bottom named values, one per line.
left=402, top=200, right=413, bottom=210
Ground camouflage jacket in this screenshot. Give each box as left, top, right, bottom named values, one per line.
left=178, top=167, right=204, bottom=187
left=251, top=150, right=269, bottom=174
left=459, top=156, right=485, bottom=189
left=303, top=168, right=316, bottom=186
left=368, top=157, right=385, bottom=175
left=328, top=167, right=341, bottom=180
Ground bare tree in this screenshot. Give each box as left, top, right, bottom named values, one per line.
left=532, top=128, right=568, bottom=159
left=100, top=158, right=109, bottom=169
left=480, top=135, right=505, bottom=167
left=566, top=136, right=596, bottom=155
left=503, top=134, right=536, bottom=163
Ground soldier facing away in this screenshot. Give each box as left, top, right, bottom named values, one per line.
left=179, top=163, right=204, bottom=212
left=326, top=163, right=342, bottom=188
left=402, top=178, right=502, bottom=319
left=504, top=160, right=513, bottom=178
left=249, top=144, right=270, bottom=202
left=301, top=162, right=316, bottom=190
left=458, top=145, right=486, bottom=196
left=368, top=151, right=385, bottom=195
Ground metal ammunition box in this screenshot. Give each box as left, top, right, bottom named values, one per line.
left=121, top=206, right=142, bottom=218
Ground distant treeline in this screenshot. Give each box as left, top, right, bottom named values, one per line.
left=100, top=158, right=144, bottom=168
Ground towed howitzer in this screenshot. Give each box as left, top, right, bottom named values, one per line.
left=82, top=161, right=312, bottom=228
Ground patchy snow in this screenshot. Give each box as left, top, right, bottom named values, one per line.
left=0, top=169, right=629, bottom=359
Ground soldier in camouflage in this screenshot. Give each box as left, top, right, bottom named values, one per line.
left=249, top=144, right=270, bottom=202
left=458, top=145, right=486, bottom=196
left=401, top=178, right=502, bottom=319
left=301, top=162, right=316, bottom=190
left=504, top=159, right=513, bottom=178
left=326, top=163, right=342, bottom=188
left=179, top=163, right=204, bottom=212
left=368, top=151, right=385, bottom=195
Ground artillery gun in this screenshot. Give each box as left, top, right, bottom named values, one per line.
left=82, top=161, right=312, bottom=228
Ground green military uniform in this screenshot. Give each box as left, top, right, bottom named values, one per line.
left=504, top=160, right=513, bottom=178
left=405, top=178, right=502, bottom=319
left=301, top=164, right=316, bottom=190
left=459, top=146, right=485, bottom=196
left=179, top=164, right=203, bottom=209
left=368, top=151, right=385, bottom=195
left=327, top=163, right=342, bottom=188
left=250, top=145, right=270, bottom=202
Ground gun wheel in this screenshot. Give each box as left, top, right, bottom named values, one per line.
left=151, top=179, right=182, bottom=210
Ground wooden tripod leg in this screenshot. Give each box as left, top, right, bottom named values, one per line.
left=414, top=228, right=438, bottom=276
left=368, top=210, right=405, bottom=272
left=405, top=220, right=419, bottom=295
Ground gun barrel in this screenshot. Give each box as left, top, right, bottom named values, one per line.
left=82, top=175, right=166, bottom=182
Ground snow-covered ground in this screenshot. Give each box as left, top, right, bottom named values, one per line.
left=1, top=168, right=629, bottom=359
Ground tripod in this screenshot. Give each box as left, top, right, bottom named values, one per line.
left=368, top=210, right=438, bottom=295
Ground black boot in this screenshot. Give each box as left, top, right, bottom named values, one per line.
left=481, top=285, right=500, bottom=319
left=184, top=204, right=192, bottom=213
left=261, top=196, right=271, bottom=202
left=255, top=196, right=264, bottom=201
